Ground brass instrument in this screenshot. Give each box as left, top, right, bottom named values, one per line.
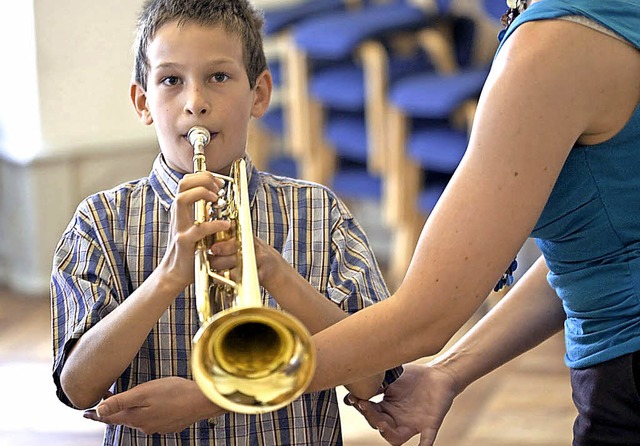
left=188, top=126, right=316, bottom=414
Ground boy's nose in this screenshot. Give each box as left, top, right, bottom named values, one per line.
left=184, top=86, right=210, bottom=115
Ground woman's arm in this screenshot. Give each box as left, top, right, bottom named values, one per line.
left=431, top=255, right=565, bottom=392
left=349, top=255, right=565, bottom=446
left=308, top=18, right=640, bottom=392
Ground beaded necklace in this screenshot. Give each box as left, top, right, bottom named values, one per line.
left=498, top=0, right=529, bottom=41
left=502, top=0, right=529, bottom=29
left=492, top=0, right=527, bottom=292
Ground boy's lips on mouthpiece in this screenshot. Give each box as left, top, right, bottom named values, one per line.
left=183, top=131, right=218, bottom=141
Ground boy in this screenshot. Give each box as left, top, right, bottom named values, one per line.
left=50, top=0, right=400, bottom=444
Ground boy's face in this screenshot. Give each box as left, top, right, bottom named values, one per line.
left=131, top=21, right=271, bottom=174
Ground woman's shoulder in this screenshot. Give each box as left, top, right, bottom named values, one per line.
left=501, top=0, right=640, bottom=50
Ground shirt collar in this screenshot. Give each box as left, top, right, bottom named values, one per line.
left=149, top=153, right=260, bottom=211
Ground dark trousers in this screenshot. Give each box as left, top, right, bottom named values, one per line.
left=571, top=351, right=640, bottom=445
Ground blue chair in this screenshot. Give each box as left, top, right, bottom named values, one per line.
left=286, top=4, right=481, bottom=204
left=248, top=1, right=352, bottom=177
left=285, top=0, right=449, bottom=185
left=383, top=6, right=501, bottom=284
left=481, top=0, right=508, bottom=23
left=387, top=1, right=502, bottom=221
left=283, top=1, right=481, bottom=287
left=263, top=0, right=349, bottom=36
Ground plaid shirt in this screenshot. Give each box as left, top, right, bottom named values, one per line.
left=51, top=154, right=400, bottom=445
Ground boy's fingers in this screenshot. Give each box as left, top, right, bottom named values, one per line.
left=343, top=394, right=356, bottom=406
left=83, top=409, right=102, bottom=422
left=208, top=256, right=238, bottom=271
left=343, top=396, right=392, bottom=432
left=208, top=238, right=237, bottom=256
left=96, top=393, right=143, bottom=418
left=178, top=172, right=223, bottom=193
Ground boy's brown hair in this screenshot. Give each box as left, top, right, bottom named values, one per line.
left=133, top=0, right=267, bottom=90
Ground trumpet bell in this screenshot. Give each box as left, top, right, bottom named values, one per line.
left=192, top=307, right=316, bottom=414
left=188, top=126, right=316, bottom=415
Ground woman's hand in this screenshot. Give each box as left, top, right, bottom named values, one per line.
left=347, top=363, right=458, bottom=446
left=83, top=377, right=226, bottom=435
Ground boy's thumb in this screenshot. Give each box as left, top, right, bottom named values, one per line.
left=96, top=394, right=123, bottom=418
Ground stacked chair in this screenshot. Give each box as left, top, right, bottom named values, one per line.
left=249, top=0, right=354, bottom=176
left=255, top=1, right=500, bottom=288
left=284, top=0, right=448, bottom=186
left=383, top=12, right=493, bottom=285
left=383, top=1, right=505, bottom=284
left=287, top=0, right=495, bottom=287
left=281, top=1, right=451, bottom=288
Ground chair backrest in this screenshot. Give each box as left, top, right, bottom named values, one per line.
left=291, top=2, right=434, bottom=61
left=262, top=0, right=347, bottom=35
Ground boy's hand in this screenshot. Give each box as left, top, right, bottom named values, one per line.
left=161, top=172, right=229, bottom=290
left=253, top=236, right=293, bottom=290
left=207, top=236, right=293, bottom=293
left=83, top=377, right=226, bottom=434
left=345, top=363, right=458, bottom=446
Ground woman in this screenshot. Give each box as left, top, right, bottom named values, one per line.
left=309, top=0, right=640, bottom=444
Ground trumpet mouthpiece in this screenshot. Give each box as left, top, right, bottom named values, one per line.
left=188, top=126, right=211, bottom=151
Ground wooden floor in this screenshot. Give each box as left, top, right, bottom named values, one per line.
left=0, top=287, right=576, bottom=446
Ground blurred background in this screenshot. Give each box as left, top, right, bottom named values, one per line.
left=0, top=0, right=574, bottom=444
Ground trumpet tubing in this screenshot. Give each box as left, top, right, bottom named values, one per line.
left=187, top=126, right=316, bottom=414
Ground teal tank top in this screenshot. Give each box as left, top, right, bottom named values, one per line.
left=497, top=0, right=640, bottom=368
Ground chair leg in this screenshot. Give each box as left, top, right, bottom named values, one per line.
left=418, top=25, right=458, bottom=74
left=295, top=100, right=335, bottom=185
left=384, top=106, right=421, bottom=227
left=359, top=40, right=390, bottom=176
left=247, top=120, right=272, bottom=172
left=383, top=106, right=405, bottom=226
left=283, top=37, right=337, bottom=185
left=389, top=211, right=425, bottom=290
left=284, top=38, right=312, bottom=161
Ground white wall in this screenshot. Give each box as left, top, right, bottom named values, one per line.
left=0, top=0, right=41, bottom=163
left=0, top=0, right=158, bottom=294
left=33, top=0, right=156, bottom=157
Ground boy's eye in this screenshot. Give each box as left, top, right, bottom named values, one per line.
left=211, top=72, right=229, bottom=83
left=161, top=76, right=181, bottom=86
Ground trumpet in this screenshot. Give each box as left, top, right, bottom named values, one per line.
left=187, top=126, right=316, bottom=414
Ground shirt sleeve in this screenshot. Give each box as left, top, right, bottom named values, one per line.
left=326, top=197, right=390, bottom=312
left=50, top=202, right=121, bottom=408
left=326, top=196, right=404, bottom=386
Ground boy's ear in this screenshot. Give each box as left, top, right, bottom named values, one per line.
left=130, top=82, right=153, bottom=125
left=251, top=70, right=272, bottom=118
